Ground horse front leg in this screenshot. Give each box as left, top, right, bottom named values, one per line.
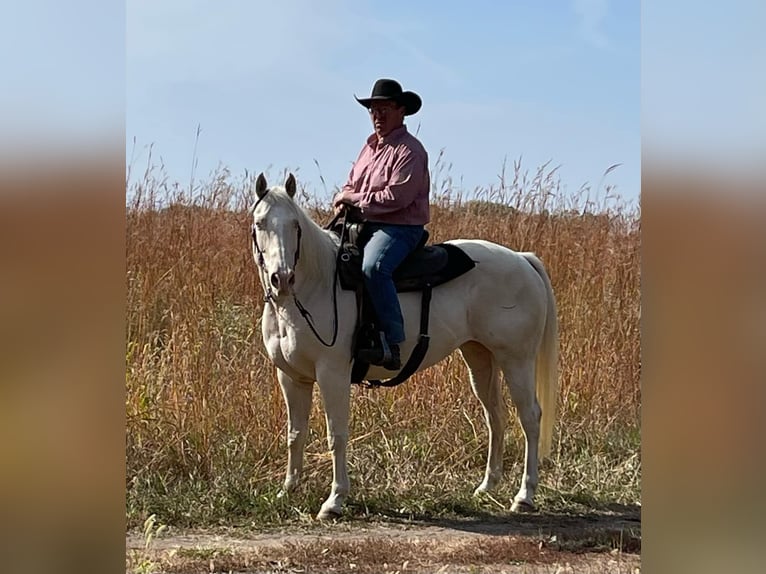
left=315, top=370, right=351, bottom=520
left=276, top=369, right=314, bottom=496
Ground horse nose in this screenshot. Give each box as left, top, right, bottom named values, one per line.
left=270, top=270, right=295, bottom=294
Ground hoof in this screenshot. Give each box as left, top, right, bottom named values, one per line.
left=511, top=499, right=537, bottom=513
left=316, top=507, right=342, bottom=521
left=473, top=479, right=499, bottom=496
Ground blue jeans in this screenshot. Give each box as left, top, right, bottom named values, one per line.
left=361, top=223, right=425, bottom=345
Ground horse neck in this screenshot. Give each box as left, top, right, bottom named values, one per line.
left=294, top=211, right=338, bottom=292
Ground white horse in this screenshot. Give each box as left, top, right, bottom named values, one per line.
left=250, top=173, right=559, bottom=520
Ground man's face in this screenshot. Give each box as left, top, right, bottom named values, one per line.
left=368, top=100, right=405, bottom=138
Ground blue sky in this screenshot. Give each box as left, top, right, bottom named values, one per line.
left=0, top=0, right=123, bottom=155
left=642, top=1, right=766, bottom=171
left=2, top=0, right=762, bottom=203
left=127, top=0, right=641, bottom=205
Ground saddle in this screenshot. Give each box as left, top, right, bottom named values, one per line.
left=329, top=215, right=476, bottom=387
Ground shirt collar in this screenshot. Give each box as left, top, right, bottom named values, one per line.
left=366, top=124, right=409, bottom=147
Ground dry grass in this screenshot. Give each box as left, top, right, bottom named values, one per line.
left=126, top=159, right=640, bottom=528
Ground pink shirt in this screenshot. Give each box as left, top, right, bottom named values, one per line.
left=336, top=125, right=430, bottom=225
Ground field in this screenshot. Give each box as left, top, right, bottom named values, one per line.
left=126, top=160, right=640, bottom=572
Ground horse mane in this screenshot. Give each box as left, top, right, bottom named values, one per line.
left=257, top=186, right=339, bottom=283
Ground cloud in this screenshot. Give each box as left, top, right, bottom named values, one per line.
left=128, top=1, right=361, bottom=88
left=572, top=0, right=610, bottom=49
left=369, top=23, right=461, bottom=88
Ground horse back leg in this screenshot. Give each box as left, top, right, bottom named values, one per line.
left=276, top=369, right=313, bottom=496
left=459, top=341, right=506, bottom=495
left=499, top=356, right=542, bottom=512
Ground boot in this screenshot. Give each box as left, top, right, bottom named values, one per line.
left=357, top=332, right=401, bottom=371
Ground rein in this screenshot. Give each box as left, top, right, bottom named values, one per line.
left=251, top=189, right=345, bottom=347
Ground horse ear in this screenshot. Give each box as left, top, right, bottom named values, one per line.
left=285, top=173, right=297, bottom=198
left=255, top=173, right=268, bottom=199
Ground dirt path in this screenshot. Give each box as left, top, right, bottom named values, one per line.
left=126, top=507, right=640, bottom=573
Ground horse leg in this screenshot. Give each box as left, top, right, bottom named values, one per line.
left=276, top=369, right=313, bottom=496
left=460, top=341, right=507, bottom=495
left=315, top=373, right=351, bottom=520
left=499, top=356, right=542, bottom=512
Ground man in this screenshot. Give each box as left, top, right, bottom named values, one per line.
left=333, top=78, right=430, bottom=371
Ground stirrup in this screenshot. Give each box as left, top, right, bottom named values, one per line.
left=357, top=332, right=401, bottom=370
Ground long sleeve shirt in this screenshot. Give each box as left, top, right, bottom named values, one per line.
left=335, top=125, right=430, bottom=225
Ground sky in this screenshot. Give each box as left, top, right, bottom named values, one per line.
left=1, top=0, right=761, bottom=204
left=0, top=0, right=123, bottom=158
left=642, top=1, right=766, bottom=172
left=127, top=0, right=641, bottom=206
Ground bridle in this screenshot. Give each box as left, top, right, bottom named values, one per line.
left=251, top=188, right=343, bottom=347
left=251, top=214, right=302, bottom=297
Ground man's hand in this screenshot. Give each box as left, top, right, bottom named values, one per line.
left=333, top=190, right=356, bottom=213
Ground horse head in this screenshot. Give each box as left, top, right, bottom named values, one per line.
left=251, top=173, right=301, bottom=300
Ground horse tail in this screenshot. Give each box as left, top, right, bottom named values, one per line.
left=522, top=253, right=559, bottom=460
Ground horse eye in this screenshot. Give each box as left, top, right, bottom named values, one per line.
left=254, top=219, right=265, bottom=229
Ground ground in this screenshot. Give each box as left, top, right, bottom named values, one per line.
left=126, top=506, right=640, bottom=573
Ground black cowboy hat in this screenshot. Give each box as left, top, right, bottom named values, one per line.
left=355, top=78, right=422, bottom=116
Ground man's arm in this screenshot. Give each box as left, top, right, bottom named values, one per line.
left=333, top=146, right=368, bottom=208
left=358, top=147, right=428, bottom=216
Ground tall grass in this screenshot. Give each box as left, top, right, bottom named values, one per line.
left=126, top=159, right=640, bottom=527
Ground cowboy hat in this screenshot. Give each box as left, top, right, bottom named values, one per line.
left=354, top=78, right=422, bottom=116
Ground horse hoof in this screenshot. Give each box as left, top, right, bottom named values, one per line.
left=316, top=507, right=342, bottom=521
left=473, top=479, right=499, bottom=496
left=511, top=500, right=537, bottom=513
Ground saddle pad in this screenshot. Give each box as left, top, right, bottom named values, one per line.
left=338, top=242, right=476, bottom=292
